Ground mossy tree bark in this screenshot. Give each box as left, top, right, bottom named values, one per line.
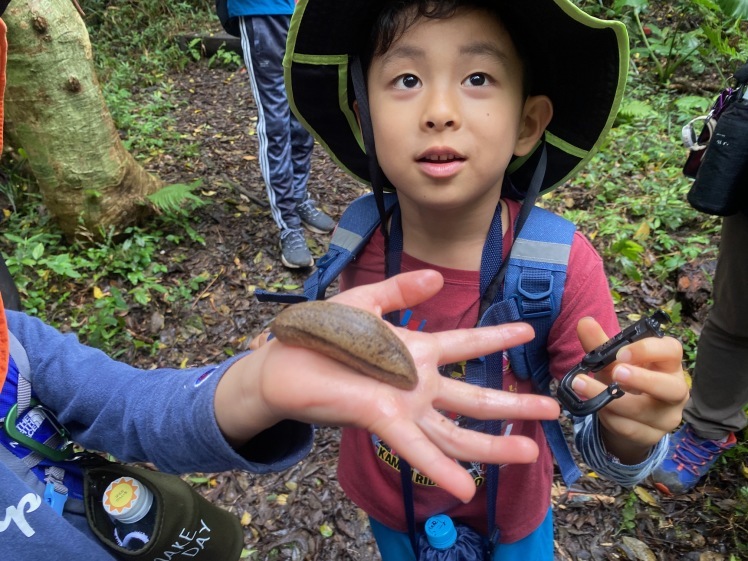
left=3, top=0, right=163, bottom=240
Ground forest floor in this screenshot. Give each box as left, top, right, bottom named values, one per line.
left=95, top=52, right=747, bottom=560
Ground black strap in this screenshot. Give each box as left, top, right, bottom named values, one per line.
left=399, top=460, right=419, bottom=553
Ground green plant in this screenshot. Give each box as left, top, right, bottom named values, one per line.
left=84, top=1, right=218, bottom=162
left=208, top=45, right=243, bottom=69
left=606, top=0, right=748, bottom=84
left=618, top=490, right=639, bottom=533
left=0, top=183, right=209, bottom=356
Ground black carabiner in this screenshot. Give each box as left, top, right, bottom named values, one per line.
left=557, top=311, right=671, bottom=416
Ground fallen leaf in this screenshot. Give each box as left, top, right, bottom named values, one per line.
left=634, top=485, right=660, bottom=507
left=634, top=221, right=651, bottom=240
left=620, top=536, right=656, bottom=561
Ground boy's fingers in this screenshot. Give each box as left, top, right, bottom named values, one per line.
left=576, top=316, right=611, bottom=352
left=331, top=270, right=444, bottom=315
left=570, top=373, right=610, bottom=400
left=429, top=323, right=535, bottom=365
left=420, top=409, right=541, bottom=465
left=614, top=336, right=683, bottom=369
left=573, top=370, right=687, bottom=428
left=435, top=377, right=560, bottom=421
left=611, top=363, right=689, bottom=405
left=371, top=418, right=478, bottom=502
left=386, top=415, right=541, bottom=503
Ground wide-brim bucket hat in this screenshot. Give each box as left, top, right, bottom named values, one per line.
left=284, top=0, right=629, bottom=196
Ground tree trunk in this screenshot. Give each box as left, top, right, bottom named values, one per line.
left=2, top=0, right=163, bottom=240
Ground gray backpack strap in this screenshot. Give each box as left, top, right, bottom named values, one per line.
left=3, top=330, right=76, bottom=514
left=8, top=330, right=31, bottom=412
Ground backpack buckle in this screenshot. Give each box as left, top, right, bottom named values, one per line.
left=515, top=272, right=554, bottom=319
left=3, top=400, right=74, bottom=461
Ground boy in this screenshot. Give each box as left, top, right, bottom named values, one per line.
left=0, top=12, right=562, bottom=559
left=281, top=0, right=689, bottom=557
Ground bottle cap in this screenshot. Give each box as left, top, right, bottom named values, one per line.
left=424, top=514, right=457, bottom=550
left=102, top=477, right=154, bottom=524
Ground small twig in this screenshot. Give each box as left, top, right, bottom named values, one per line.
left=191, top=267, right=224, bottom=309
left=70, top=0, right=84, bottom=18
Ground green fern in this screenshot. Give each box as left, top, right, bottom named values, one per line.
left=616, top=99, right=657, bottom=125
left=146, top=180, right=205, bottom=215
left=716, top=0, right=748, bottom=19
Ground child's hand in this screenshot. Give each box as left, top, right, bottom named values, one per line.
left=249, top=329, right=271, bottom=349
left=216, top=270, right=560, bottom=502
left=572, top=316, right=689, bottom=464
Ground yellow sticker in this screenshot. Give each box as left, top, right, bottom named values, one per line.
left=104, top=478, right=138, bottom=512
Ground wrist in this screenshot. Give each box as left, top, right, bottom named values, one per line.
left=598, top=421, right=651, bottom=465
left=214, top=350, right=278, bottom=446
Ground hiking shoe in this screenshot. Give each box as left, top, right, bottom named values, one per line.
left=279, top=228, right=314, bottom=268
left=296, top=199, right=335, bottom=234
left=651, top=423, right=737, bottom=495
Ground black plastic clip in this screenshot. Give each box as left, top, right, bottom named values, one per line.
left=557, top=311, right=671, bottom=416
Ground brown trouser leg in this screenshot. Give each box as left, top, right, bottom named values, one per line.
left=683, top=211, right=748, bottom=439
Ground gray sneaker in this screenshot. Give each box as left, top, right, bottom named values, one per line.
left=296, top=199, right=335, bottom=234
left=279, top=228, right=314, bottom=268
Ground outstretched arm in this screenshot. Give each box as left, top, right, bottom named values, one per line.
left=215, top=270, right=561, bottom=502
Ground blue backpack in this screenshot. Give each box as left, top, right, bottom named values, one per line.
left=257, top=192, right=582, bottom=486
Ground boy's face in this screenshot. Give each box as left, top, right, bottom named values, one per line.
left=366, top=7, right=547, bottom=212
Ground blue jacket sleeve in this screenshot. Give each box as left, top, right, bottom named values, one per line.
left=5, top=310, right=313, bottom=475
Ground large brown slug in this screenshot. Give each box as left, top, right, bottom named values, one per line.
left=270, top=301, right=418, bottom=390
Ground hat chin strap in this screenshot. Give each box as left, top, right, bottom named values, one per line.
left=351, top=56, right=401, bottom=277
left=350, top=57, right=390, bottom=229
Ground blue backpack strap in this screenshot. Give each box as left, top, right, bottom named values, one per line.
left=256, top=192, right=397, bottom=304
left=483, top=206, right=581, bottom=486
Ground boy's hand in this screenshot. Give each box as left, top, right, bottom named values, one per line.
left=217, top=270, right=560, bottom=502
left=571, top=317, right=689, bottom=464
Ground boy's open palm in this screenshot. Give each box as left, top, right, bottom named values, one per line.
left=572, top=317, right=689, bottom=464
left=220, top=270, right=560, bottom=502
